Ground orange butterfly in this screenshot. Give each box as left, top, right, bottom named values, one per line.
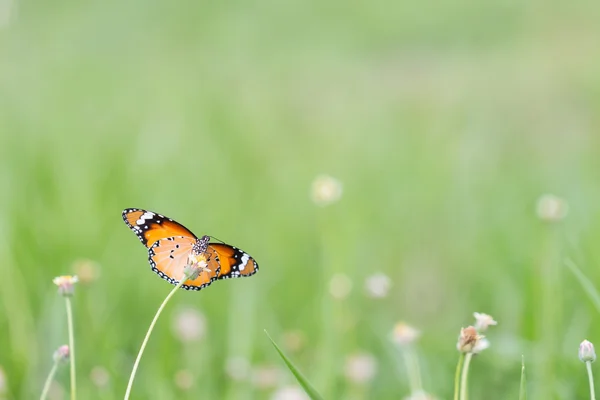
left=122, top=208, right=258, bottom=290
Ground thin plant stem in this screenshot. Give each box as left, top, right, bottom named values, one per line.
left=453, top=353, right=465, bottom=400
left=587, top=361, right=596, bottom=400
left=40, top=361, right=59, bottom=400
left=402, top=346, right=423, bottom=393
left=124, top=274, right=188, bottom=400
left=459, top=353, right=473, bottom=400
left=65, top=297, right=76, bottom=400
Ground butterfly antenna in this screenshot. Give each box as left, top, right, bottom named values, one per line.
left=209, top=235, right=226, bottom=244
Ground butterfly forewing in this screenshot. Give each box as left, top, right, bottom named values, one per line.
left=149, top=237, right=221, bottom=290
left=209, top=243, right=259, bottom=280
left=122, top=208, right=196, bottom=248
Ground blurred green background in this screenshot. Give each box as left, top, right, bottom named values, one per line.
left=2, top=0, right=600, bottom=399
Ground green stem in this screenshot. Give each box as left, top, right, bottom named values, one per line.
left=587, top=361, right=596, bottom=400
left=402, top=346, right=422, bottom=393
left=65, top=297, right=76, bottom=400
left=124, top=274, right=187, bottom=400
left=453, top=353, right=465, bottom=400
left=459, top=353, right=473, bottom=400
left=40, top=361, right=59, bottom=400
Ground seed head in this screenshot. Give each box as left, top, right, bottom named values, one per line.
left=473, top=312, right=497, bottom=332
left=456, top=326, right=485, bottom=353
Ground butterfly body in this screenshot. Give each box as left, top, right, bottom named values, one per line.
left=122, top=208, right=258, bottom=290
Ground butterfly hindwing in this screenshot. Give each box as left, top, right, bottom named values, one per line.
left=149, top=236, right=221, bottom=290
left=122, top=208, right=196, bottom=248
left=209, top=242, right=259, bottom=280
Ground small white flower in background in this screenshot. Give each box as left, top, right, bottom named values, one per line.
left=271, top=385, right=310, bottom=400
left=174, top=369, right=194, bottom=390
left=90, top=366, right=110, bottom=388
left=171, top=307, right=206, bottom=343
left=579, top=340, right=596, bottom=363
left=473, top=312, right=497, bottom=332
left=310, top=174, right=343, bottom=206
left=403, top=390, right=438, bottom=400
left=391, top=322, right=421, bottom=346
left=0, top=366, right=6, bottom=394
left=53, top=276, right=79, bottom=297
left=536, top=194, right=568, bottom=222
left=251, top=365, right=281, bottom=389
left=329, top=273, right=353, bottom=299
left=72, top=259, right=100, bottom=284
left=225, top=356, right=250, bottom=381
left=456, top=326, right=486, bottom=354
left=344, top=352, right=378, bottom=384
left=365, top=273, right=391, bottom=298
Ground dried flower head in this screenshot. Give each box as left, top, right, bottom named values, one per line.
left=536, top=194, right=568, bottom=222
left=579, top=340, right=596, bottom=363
left=172, top=307, right=206, bottom=343
left=310, top=175, right=343, bottom=206
left=365, top=273, right=392, bottom=298
left=53, top=275, right=78, bottom=296
left=473, top=312, right=497, bottom=332
left=391, top=322, right=421, bottom=346
left=329, top=273, right=352, bottom=299
left=456, top=326, right=485, bottom=353
left=344, top=352, right=378, bottom=384
left=53, top=345, right=70, bottom=364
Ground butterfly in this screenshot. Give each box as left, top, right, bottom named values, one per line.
left=122, top=208, right=259, bottom=290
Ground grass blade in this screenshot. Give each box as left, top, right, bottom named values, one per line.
left=565, top=259, right=600, bottom=313
left=264, top=330, right=324, bottom=400
left=519, top=355, right=527, bottom=400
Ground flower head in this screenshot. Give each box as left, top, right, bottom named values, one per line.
left=310, top=175, right=343, bottom=206
left=365, top=273, right=392, bottom=298
left=456, top=326, right=485, bottom=354
left=473, top=312, right=497, bottom=332
left=536, top=194, right=568, bottom=222
left=53, top=276, right=78, bottom=296
left=391, top=322, right=421, bottom=346
left=53, top=345, right=70, bottom=364
left=579, top=340, right=596, bottom=363
left=344, top=352, right=378, bottom=384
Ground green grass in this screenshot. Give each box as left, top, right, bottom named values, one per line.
left=2, top=0, right=600, bottom=398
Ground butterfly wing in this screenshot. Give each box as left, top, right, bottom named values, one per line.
left=122, top=208, right=197, bottom=248
left=149, top=236, right=221, bottom=290
left=209, top=243, right=259, bottom=280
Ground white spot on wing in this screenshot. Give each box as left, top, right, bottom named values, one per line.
left=239, top=253, right=250, bottom=271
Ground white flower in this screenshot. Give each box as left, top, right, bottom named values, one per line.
left=536, top=194, right=568, bottom=222
left=344, top=352, right=378, bottom=384
left=579, top=340, right=596, bottom=363
left=365, top=273, right=391, bottom=298
left=391, top=322, right=421, bottom=346
left=473, top=312, right=497, bottom=332
left=271, top=385, right=310, bottom=400
left=310, top=175, right=343, bottom=206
